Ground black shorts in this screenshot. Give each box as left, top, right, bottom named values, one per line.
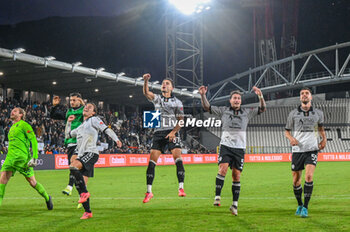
left=67, top=145, right=78, bottom=165
left=291, top=151, right=318, bottom=171
left=151, top=130, right=181, bottom=153
left=77, top=152, right=99, bottom=177
left=218, top=145, right=245, bottom=171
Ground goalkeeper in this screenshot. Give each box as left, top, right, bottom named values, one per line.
left=0, top=107, right=53, bottom=210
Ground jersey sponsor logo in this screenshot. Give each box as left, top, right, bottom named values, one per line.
left=143, top=110, right=161, bottom=128
left=27, top=130, right=32, bottom=133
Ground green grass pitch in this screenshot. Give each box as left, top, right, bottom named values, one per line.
left=0, top=162, right=349, bottom=232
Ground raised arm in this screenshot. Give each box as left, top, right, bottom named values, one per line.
left=143, top=73, right=155, bottom=101
left=199, top=86, right=210, bottom=112
left=252, top=86, right=266, bottom=113
left=50, top=96, right=67, bottom=120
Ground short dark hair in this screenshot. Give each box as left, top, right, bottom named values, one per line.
left=230, top=90, right=242, bottom=99
left=69, top=92, right=82, bottom=98
left=300, top=87, right=312, bottom=94
left=163, top=78, right=174, bottom=88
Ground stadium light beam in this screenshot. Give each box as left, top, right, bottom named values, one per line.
left=0, top=72, right=3, bottom=76
left=168, top=0, right=211, bottom=15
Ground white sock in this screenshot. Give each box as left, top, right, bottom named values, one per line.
left=179, top=182, right=184, bottom=189
left=147, top=185, right=152, bottom=193
left=67, top=185, right=73, bottom=191
left=233, top=201, right=238, bottom=208
left=215, top=196, right=221, bottom=200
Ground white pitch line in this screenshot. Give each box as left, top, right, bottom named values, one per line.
left=4, top=195, right=350, bottom=200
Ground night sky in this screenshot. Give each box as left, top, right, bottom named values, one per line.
left=1, top=0, right=350, bottom=86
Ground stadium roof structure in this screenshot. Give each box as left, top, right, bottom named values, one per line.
left=0, top=47, right=201, bottom=105
left=207, top=42, right=350, bottom=104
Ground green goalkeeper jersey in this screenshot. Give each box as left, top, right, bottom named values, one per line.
left=7, top=120, right=38, bottom=160
left=64, top=106, right=84, bottom=145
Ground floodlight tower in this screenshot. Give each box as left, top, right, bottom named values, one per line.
left=166, top=0, right=211, bottom=91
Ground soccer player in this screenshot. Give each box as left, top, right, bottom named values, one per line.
left=65, top=103, right=122, bottom=219
left=199, top=86, right=266, bottom=215
left=284, top=87, right=326, bottom=218
left=142, top=73, right=186, bottom=203
left=50, top=93, right=84, bottom=196
left=0, top=107, right=53, bottom=210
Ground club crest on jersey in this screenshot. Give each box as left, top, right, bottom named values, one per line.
left=143, top=110, right=161, bottom=128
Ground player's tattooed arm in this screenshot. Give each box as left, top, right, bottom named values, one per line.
left=199, top=86, right=210, bottom=112
left=252, top=86, right=266, bottom=113
left=143, top=73, right=155, bottom=101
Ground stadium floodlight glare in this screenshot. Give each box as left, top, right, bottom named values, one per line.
left=0, top=72, right=3, bottom=76
left=168, top=0, right=211, bottom=15
left=52, top=81, right=57, bottom=85
left=129, top=95, right=133, bottom=98
left=94, top=88, right=99, bottom=92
